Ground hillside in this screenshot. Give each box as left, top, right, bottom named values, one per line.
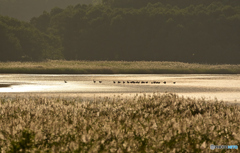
left=0, top=0, right=239, bottom=64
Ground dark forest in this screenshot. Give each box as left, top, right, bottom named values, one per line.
left=0, top=0, right=240, bottom=63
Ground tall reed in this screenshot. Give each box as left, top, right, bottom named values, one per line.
left=0, top=93, right=239, bottom=152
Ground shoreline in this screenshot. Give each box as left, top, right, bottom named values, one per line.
left=0, top=60, right=240, bottom=74
left=1, top=92, right=239, bottom=105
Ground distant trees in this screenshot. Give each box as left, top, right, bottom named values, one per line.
left=0, top=1, right=240, bottom=63
left=0, top=15, right=63, bottom=61
left=0, top=0, right=93, bottom=21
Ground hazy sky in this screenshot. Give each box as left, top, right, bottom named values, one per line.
left=0, top=0, right=92, bottom=21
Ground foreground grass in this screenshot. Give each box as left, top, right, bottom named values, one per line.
left=0, top=60, right=240, bottom=74
left=0, top=93, right=239, bottom=152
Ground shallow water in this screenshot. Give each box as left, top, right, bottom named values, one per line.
left=0, top=74, right=240, bottom=103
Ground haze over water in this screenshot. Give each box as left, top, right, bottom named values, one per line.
left=0, top=74, right=240, bottom=103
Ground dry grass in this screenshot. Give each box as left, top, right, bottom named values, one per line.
left=0, top=60, right=240, bottom=74
left=0, top=93, right=239, bottom=152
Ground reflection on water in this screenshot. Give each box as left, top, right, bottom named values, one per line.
left=0, top=74, right=239, bottom=102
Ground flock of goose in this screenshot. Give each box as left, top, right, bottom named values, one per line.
left=93, top=80, right=176, bottom=84
left=63, top=80, right=176, bottom=84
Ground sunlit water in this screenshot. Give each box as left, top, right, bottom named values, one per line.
left=0, top=74, right=240, bottom=103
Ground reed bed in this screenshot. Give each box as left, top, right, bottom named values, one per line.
left=0, top=60, right=240, bottom=74
left=0, top=94, right=240, bottom=152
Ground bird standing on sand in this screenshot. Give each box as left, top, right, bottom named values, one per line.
left=99, top=81, right=102, bottom=83
left=64, top=80, right=67, bottom=83
left=113, top=81, right=116, bottom=83
left=163, top=81, right=166, bottom=84
left=93, top=80, right=96, bottom=83
left=173, top=82, right=176, bottom=84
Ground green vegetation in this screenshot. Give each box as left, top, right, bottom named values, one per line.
left=0, top=93, right=239, bottom=152
left=0, top=60, right=240, bottom=74
left=0, top=16, right=63, bottom=61
left=0, top=0, right=240, bottom=64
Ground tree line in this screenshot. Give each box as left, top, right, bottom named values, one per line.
left=0, top=0, right=93, bottom=21
left=1, top=1, right=240, bottom=63
left=0, top=15, right=63, bottom=61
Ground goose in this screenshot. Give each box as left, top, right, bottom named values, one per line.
left=151, top=81, right=156, bottom=84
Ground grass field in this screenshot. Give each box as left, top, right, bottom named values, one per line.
left=0, top=60, right=240, bottom=74
left=0, top=93, right=239, bottom=152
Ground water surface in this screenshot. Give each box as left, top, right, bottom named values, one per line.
left=0, top=74, right=239, bottom=103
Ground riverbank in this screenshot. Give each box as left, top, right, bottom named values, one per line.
left=0, top=60, right=240, bottom=74
left=0, top=93, right=239, bottom=152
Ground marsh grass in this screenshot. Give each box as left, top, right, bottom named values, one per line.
left=0, top=60, right=240, bottom=74
left=0, top=93, right=239, bottom=152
